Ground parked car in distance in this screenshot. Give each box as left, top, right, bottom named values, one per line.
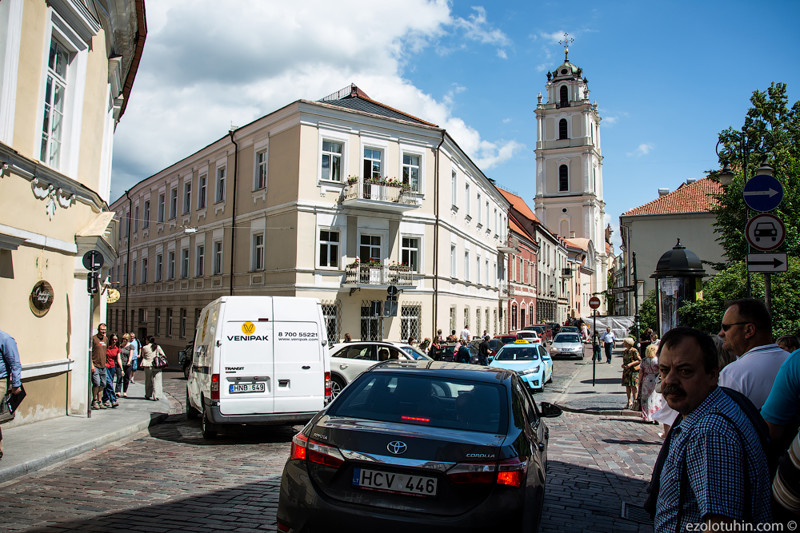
left=550, top=332, right=585, bottom=359
left=328, top=341, right=432, bottom=398
left=489, top=340, right=553, bottom=392
left=524, top=324, right=551, bottom=342
left=494, top=334, right=518, bottom=346
left=277, top=361, right=562, bottom=532
left=559, top=326, right=580, bottom=335
left=515, top=330, right=541, bottom=345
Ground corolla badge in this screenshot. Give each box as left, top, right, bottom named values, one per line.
left=387, top=440, right=408, bottom=455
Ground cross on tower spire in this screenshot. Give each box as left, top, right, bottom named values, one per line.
left=558, top=32, right=574, bottom=60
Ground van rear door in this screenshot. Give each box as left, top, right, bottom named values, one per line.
left=219, top=300, right=274, bottom=415
left=273, top=298, right=326, bottom=413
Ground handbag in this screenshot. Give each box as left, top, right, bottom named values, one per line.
left=0, top=381, right=25, bottom=424
left=153, top=349, right=168, bottom=369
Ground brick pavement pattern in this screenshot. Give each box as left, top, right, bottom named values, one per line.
left=0, top=371, right=663, bottom=531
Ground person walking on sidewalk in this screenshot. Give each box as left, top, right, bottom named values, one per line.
left=640, top=344, right=664, bottom=423
left=592, top=330, right=602, bottom=362
left=91, top=324, right=108, bottom=410
left=128, top=331, right=139, bottom=385
left=102, top=334, right=122, bottom=408
left=117, top=334, right=133, bottom=398
left=601, top=327, right=616, bottom=363
left=621, top=337, right=641, bottom=409
left=0, top=330, right=23, bottom=460
left=140, top=336, right=165, bottom=401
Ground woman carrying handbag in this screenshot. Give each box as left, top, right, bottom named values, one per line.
left=140, top=336, right=166, bottom=401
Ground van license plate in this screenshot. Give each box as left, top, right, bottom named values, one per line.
left=353, top=468, right=437, bottom=497
left=229, top=382, right=266, bottom=394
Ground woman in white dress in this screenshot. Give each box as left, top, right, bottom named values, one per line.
left=640, top=344, right=664, bottom=423
left=139, top=336, right=165, bottom=401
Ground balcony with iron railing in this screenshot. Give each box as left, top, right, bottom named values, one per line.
left=342, top=177, right=422, bottom=212
left=344, top=262, right=414, bottom=287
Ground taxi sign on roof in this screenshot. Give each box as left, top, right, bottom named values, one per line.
left=514, top=339, right=529, bottom=344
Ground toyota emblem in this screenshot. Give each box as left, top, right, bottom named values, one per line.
left=387, top=440, right=407, bottom=455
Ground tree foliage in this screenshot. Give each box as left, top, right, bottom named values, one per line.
left=679, top=258, right=800, bottom=338
left=711, top=82, right=800, bottom=266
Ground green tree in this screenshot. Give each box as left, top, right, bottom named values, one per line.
left=711, top=82, right=800, bottom=265
left=679, top=258, right=800, bottom=337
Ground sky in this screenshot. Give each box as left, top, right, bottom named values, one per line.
left=110, top=0, right=800, bottom=251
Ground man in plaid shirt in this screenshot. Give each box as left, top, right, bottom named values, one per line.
left=654, top=327, right=772, bottom=531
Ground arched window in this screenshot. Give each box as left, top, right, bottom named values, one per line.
left=511, top=303, right=518, bottom=331
left=558, top=118, right=568, bottom=140
left=559, top=165, right=569, bottom=191
left=559, top=86, right=569, bottom=107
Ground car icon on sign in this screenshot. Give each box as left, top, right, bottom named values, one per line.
left=754, top=222, right=778, bottom=241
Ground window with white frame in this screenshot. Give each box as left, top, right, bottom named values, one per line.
left=485, top=259, right=490, bottom=286
left=464, top=306, right=470, bottom=330
left=143, top=200, right=150, bottom=229
left=132, top=260, right=137, bottom=285
left=157, top=193, right=165, bottom=222
left=464, top=251, right=470, bottom=280
left=141, top=258, right=148, bottom=284
left=401, top=237, right=420, bottom=272
left=451, top=169, right=457, bottom=206
left=363, top=148, right=382, bottom=179
left=465, top=183, right=471, bottom=216
left=486, top=201, right=490, bottom=228
left=319, top=230, right=340, bottom=268
left=195, top=245, right=204, bottom=277
left=476, top=256, right=481, bottom=283
left=401, top=304, right=421, bottom=342
left=359, top=234, right=381, bottom=263
left=40, top=35, right=71, bottom=168
left=169, top=187, right=177, bottom=219
left=476, top=193, right=482, bottom=225
left=402, top=153, right=420, bottom=192
left=180, top=308, right=187, bottom=338
left=252, top=233, right=264, bottom=271
left=155, top=254, right=163, bottom=282
left=198, top=174, right=207, bottom=209
left=215, top=166, right=226, bottom=203
left=450, top=244, right=457, bottom=278
left=321, top=140, right=343, bottom=182
left=167, top=251, right=175, bottom=280
left=321, top=301, right=340, bottom=344
left=181, top=248, right=189, bottom=279
left=154, top=308, right=161, bottom=336
left=166, top=308, right=173, bottom=337
left=122, top=261, right=127, bottom=284
left=133, top=206, right=139, bottom=233
left=255, top=149, right=268, bottom=190
left=213, top=241, right=223, bottom=274
left=183, top=181, right=192, bottom=214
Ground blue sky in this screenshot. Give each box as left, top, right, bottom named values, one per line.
left=111, top=0, right=800, bottom=250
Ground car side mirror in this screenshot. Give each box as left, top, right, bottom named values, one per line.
left=539, top=402, right=562, bottom=418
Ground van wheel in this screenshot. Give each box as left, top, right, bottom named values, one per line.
left=201, top=405, right=218, bottom=439
left=331, top=375, right=347, bottom=399
left=186, top=390, right=199, bottom=420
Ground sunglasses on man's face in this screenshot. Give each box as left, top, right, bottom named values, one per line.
left=720, top=321, right=751, bottom=332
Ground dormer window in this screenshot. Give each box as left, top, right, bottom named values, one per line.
left=559, top=86, right=569, bottom=107
left=558, top=119, right=568, bottom=140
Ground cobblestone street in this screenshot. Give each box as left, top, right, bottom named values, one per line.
left=0, top=358, right=662, bottom=532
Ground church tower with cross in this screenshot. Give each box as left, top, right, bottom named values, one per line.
left=534, top=36, right=608, bottom=298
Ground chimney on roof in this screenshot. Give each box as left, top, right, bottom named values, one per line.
left=658, top=188, right=670, bottom=196
left=686, top=179, right=696, bottom=185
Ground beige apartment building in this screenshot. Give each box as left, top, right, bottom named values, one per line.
left=109, top=85, right=510, bottom=358
left=0, top=0, right=146, bottom=422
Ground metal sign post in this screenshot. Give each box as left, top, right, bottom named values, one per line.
left=83, top=250, right=103, bottom=418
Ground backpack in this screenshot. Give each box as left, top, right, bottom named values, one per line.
left=643, top=387, right=778, bottom=519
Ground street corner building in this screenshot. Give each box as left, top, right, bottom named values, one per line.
left=0, top=1, right=146, bottom=423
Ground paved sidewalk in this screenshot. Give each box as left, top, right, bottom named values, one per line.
left=0, top=371, right=180, bottom=485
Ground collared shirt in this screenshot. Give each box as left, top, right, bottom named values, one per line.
left=0, top=330, right=22, bottom=388
left=601, top=331, right=615, bottom=344
left=761, top=348, right=800, bottom=426
left=718, top=343, right=789, bottom=409
left=655, top=387, right=772, bottom=531
left=129, top=338, right=139, bottom=362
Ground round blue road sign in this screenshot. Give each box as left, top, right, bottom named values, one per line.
left=743, top=174, right=784, bottom=212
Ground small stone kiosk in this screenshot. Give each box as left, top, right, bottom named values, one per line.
left=650, top=239, right=706, bottom=336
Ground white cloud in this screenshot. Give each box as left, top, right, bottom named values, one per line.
left=112, top=0, right=520, bottom=198
left=627, top=143, right=654, bottom=157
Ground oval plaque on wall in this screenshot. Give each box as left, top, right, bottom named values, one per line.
left=30, top=280, right=54, bottom=317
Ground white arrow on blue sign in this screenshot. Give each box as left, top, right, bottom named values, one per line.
left=743, top=174, right=783, bottom=212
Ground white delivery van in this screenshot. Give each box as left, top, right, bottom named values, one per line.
left=186, top=296, right=330, bottom=438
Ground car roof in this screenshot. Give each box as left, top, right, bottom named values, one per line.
left=368, top=360, right=516, bottom=383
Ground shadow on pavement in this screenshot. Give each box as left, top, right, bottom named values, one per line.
left=146, top=413, right=299, bottom=447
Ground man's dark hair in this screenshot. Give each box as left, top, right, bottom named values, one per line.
left=657, top=327, right=718, bottom=373
left=776, top=334, right=800, bottom=352
left=725, top=298, right=771, bottom=332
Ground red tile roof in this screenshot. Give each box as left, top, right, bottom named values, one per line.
left=497, top=188, right=540, bottom=223
left=622, top=177, right=720, bottom=216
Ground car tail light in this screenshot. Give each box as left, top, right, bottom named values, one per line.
left=496, top=457, right=527, bottom=488
left=447, top=457, right=527, bottom=488
left=400, top=415, right=430, bottom=423
left=324, top=371, right=331, bottom=400
left=276, top=522, right=290, bottom=532
left=289, top=432, right=344, bottom=468
left=210, top=373, right=220, bottom=400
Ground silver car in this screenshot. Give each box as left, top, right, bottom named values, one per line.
left=550, top=333, right=585, bottom=359
left=328, top=341, right=432, bottom=398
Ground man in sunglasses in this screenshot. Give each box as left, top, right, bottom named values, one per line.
left=717, top=298, right=789, bottom=409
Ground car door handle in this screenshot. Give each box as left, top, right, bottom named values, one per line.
left=302, top=365, right=311, bottom=370
left=339, top=364, right=348, bottom=369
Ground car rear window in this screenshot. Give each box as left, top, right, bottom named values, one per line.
left=556, top=334, right=581, bottom=343
left=495, top=346, right=540, bottom=361
left=329, top=373, right=507, bottom=434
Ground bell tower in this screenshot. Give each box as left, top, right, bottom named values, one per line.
left=534, top=35, right=607, bottom=293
